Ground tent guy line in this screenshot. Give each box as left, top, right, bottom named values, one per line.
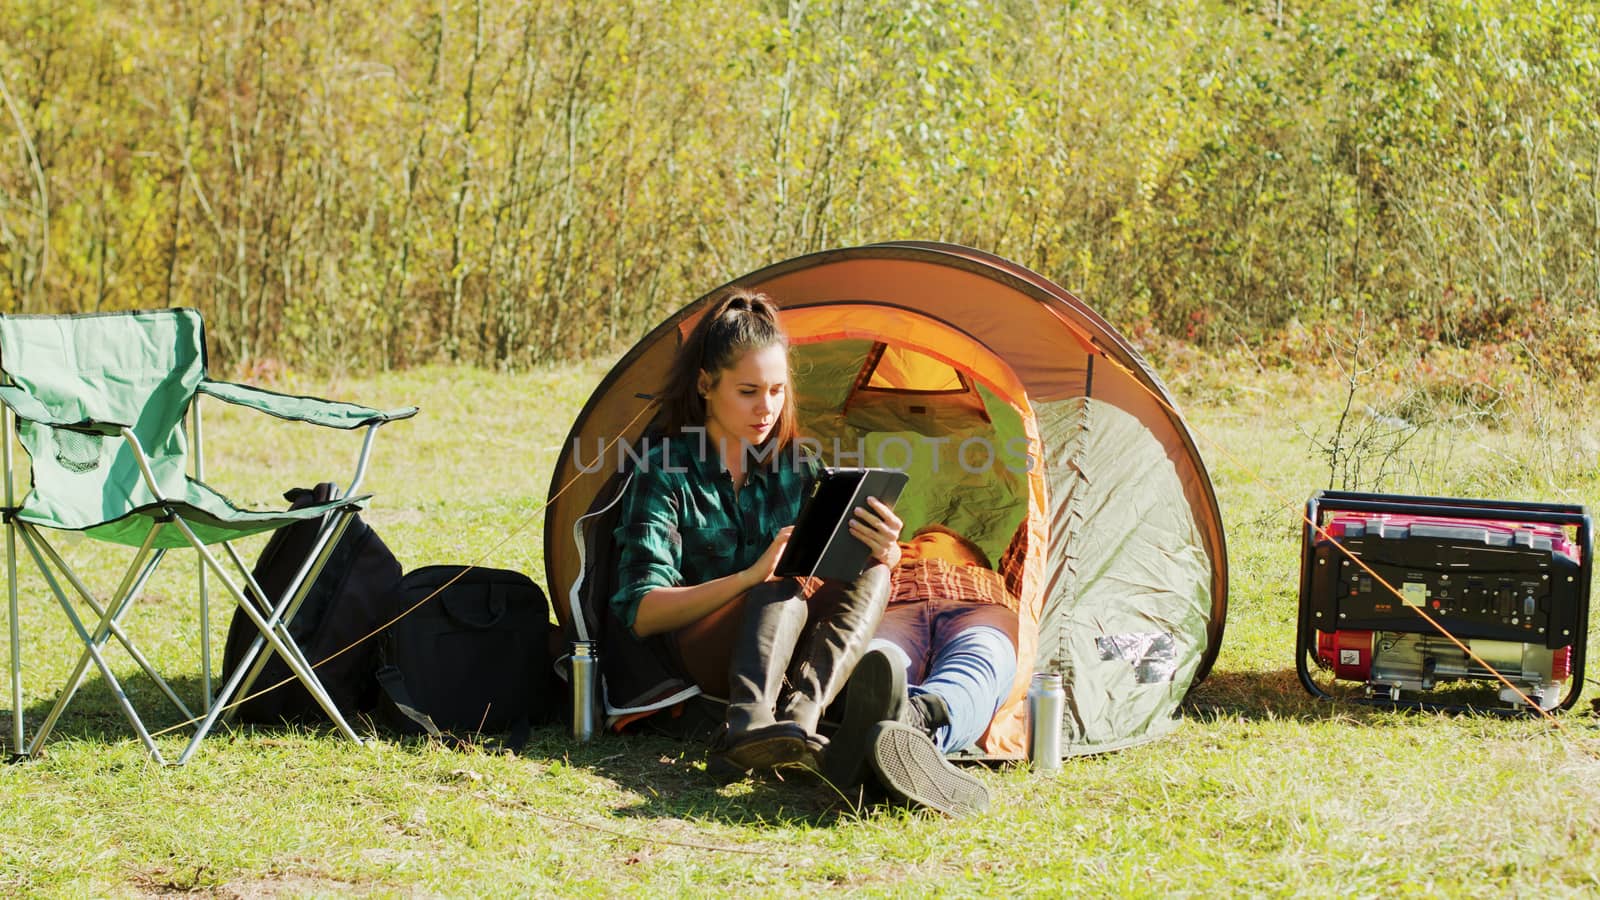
left=146, top=270, right=1585, bottom=753
left=1091, top=348, right=1585, bottom=739
left=161, top=345, right=1583, bottom=752
left=146, top=400, right=663, bottom=742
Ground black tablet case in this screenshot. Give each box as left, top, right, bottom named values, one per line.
left=776, top=468, right=909, bottom=581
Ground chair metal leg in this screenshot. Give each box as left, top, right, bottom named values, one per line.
left=5, top=515, right=20, bottom=759
left=183, top=625, right=285, bottom=765
left=179, top=516, right=352, bottom=765
left=4, top=403, right=21, bottom=758
left=220, top=537, right=334, bottom=683
left=169, top=516, right=363, bottom=766
left=198, top=562, right=211, bottom=713
left=28, top=571, right=157, bottom=755
left=29, top=527, right=190, bottom=733
left=222, top=510, right=355, bottom=726
left=15, top=527, right=166, bottom=764
left=191, top=402, right=212, bottom=712
left=213, top=532, right=357, bottom=740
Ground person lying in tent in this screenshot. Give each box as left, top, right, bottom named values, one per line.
left=824, top=524, right=1019, bottom=818
left=609, top=287, right=904, bottom=773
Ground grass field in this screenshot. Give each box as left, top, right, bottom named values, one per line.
left=4, top=356, right=1600, bottom=898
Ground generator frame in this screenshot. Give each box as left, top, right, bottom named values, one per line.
left=1296, top=490, right=1592, bottom=714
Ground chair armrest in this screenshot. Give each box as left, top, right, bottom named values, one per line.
left=197, top=380, right=419, bottom=430
left=0, top=385, right=128, bottom=435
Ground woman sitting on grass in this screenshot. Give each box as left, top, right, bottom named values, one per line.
left=609, top=287, right=903, bottom=772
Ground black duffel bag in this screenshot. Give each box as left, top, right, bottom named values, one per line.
left=375, top=565, right=558, bottom=740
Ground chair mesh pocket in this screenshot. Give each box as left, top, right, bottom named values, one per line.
left=54, top=429, right=102, bottom=473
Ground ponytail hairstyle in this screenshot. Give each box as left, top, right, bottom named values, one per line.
left=659, top=287, right=798, bottom=452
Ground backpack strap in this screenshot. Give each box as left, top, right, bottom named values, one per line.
left=505, top=716, right=531, bottom=753
left=376, top=663, right=532, bottom=752
left=375, top=664, right=443, bottom=739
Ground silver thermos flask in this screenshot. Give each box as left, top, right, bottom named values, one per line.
left=570, top=640, right=599, bottom=742
left=1027, top=671, right=1065, bottom=771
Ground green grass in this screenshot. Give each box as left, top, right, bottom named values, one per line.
left=5, top=357, right=1600, bottom=897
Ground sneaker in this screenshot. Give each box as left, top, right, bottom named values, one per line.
left=903, top=691, right=951, bottom=739
left=867, top=720, right=991, bottom=818
left=823, top=649, right=907, bottom=788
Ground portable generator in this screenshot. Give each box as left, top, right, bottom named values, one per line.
left=1297, top=491, right=1592, bottom=712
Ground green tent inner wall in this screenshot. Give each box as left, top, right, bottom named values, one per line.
left=792, top=338, right=1029, bottom=569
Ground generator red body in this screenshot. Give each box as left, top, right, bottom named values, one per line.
left=1297, top=492, right=1591, bottom=711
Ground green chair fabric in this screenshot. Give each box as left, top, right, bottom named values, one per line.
left=0, top=309, right=416, bottom=548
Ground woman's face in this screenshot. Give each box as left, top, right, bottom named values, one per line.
left=699, top=342, right=788, bottom=450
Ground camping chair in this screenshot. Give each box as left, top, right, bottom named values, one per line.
left=0, top=309, right=416, bottom=765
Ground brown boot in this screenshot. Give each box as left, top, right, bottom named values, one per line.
left=776, top=565, right=891, bottom=749
left=713, top=578, right=812, bottom=772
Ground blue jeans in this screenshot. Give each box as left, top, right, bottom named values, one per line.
left=868, top=599, right=1019, bottom=753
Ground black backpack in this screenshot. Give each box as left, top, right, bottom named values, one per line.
left=221, top=483, right=404, bottom=723
left=374, top=565, right=558, bottom=739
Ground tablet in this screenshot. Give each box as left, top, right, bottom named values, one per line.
left=775, top=467, right=910, bottom=581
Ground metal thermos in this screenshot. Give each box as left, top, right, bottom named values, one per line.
left=1027, top=672, right=1065, bottom=771
left=570, top=640, right=599, bottom=742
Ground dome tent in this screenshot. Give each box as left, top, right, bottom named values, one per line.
left=546, top=242, right=1227, bottom=757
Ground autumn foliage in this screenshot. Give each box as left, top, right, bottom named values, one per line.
left=2, top=1, right=1597, bottom=371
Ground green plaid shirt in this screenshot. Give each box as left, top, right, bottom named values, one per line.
left=610, top=433, right=817, bottom=632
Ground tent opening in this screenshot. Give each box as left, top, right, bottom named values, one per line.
left=861, top=343, right=970, bottom=394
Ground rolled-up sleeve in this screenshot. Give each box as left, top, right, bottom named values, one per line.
left=609, top=465, right=684, bottom=631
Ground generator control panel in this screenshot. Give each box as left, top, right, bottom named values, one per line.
left=1305, top=515, right=1583, bottom=648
